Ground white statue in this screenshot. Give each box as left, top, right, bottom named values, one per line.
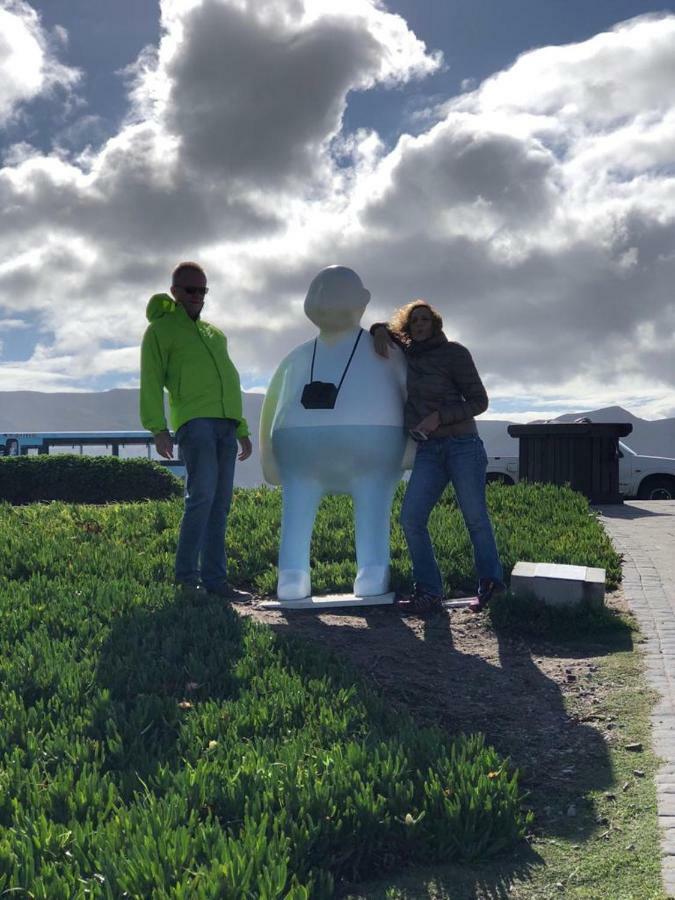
left=260, top=265, right=413, bottom=601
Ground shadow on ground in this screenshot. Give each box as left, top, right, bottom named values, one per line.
left=595, top=502, right=672, bottom=520
left=95, top=595, right=245, bottom=785
left=94, top=590, right=627, bottom=898
left=262, top=607, right=616, bottom=827
left=245, top=600, right=633, bottom=896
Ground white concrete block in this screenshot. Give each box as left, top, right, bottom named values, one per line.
left=258, top=591, right=395, bottom=611
left=511, top=561, right=605, bottom=609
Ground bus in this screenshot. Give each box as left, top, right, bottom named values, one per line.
left=0, top=432, right=186, bottom=478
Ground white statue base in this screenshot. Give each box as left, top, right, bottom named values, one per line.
left=259, top=591, right=395, bottom=611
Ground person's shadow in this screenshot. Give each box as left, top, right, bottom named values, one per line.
left=93, top=588, right=623, bottom=899
left=258, top=601, right=622, bottom=898
left=94, top=594, right=245, bottom=785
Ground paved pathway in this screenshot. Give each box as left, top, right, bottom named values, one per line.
left=597, top=500, right=675, bottom=897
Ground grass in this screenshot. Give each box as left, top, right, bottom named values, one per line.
left=0, top=589, right=528, bottom=896
left=0, top=482, right=622, bottom=600
left=1, top=479, right=612, bottom=597
left=342, top=630, right=664, bottom=899
left=0, top=481, right=656, bottom=897
left=0, top=493, right=539, bottom=897
left=487, top=590, right=632, bottom=639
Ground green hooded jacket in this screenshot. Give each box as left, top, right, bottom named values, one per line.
left=140, top=294, right=249, bottom=438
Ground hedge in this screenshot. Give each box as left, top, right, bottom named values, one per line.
left=0, top=455, right=183, bottom=504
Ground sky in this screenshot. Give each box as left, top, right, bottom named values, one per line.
left=1, top=0, right=674, bottom=422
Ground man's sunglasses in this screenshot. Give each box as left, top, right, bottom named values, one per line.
left=173, top=286, right=209, bottom=296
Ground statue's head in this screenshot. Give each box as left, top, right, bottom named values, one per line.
left=304, top=266, right=371, bottom=331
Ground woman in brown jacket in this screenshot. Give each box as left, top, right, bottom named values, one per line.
left=372, top=300, right=503, bottom=614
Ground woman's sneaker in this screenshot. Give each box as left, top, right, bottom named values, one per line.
left=395, top=585, right=444, bottom=616
left=469, top=578, right=505, bottom=612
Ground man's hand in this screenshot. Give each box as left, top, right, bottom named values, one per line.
left=372, top=326, right=393, bottom=358
left=415, top=411, right=441, bottom=435
left=238, top=436, right=253, bottom=461
left=154, top=430, right=174, bottom=459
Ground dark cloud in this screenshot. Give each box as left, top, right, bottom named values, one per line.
left=163, top=1, right=382, bottom=188
left=0, top=126, right=280, bottom=256
left=363, top=120, right=558, bottom=233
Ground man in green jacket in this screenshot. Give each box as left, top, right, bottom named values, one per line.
left=140, top=261, right=252, bottom=601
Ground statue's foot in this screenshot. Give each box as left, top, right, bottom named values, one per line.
left=277, top=569, right=311, bottom=601
left=354, top=565, right=390, bottom=598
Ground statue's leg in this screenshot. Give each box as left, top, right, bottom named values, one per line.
left=277, top=477, right=323, bottom=600
left=352, top=475, right=398, bottom=597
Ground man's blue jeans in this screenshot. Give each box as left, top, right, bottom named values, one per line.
left=175, top=417, right=238, bottom=589
left=400, top=434, right=503, bottom=596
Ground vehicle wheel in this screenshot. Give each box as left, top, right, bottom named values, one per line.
left=486, top=473, right=515, bottom=485
left=637, top=476, right=675, bottom=501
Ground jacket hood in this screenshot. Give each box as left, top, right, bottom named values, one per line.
left=146, top=293, right=177, bottom=322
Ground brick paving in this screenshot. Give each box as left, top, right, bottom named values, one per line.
left=597, top=500, right=675, bottom=897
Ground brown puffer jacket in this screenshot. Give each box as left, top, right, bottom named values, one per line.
left=371, top=325, right=488, bottom=438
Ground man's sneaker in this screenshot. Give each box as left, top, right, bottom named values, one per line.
left=204, top=583, right=253, bottom=605
left=395, top=585, right=444, bottom=616
left=174, top=582, right=205, bottom=601
left=469, top=578, right=505, bottom=612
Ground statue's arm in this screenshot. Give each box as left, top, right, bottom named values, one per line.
left=259, top=361, right=287, bottom=485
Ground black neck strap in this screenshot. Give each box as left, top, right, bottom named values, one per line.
left=310, top=329, right=363, bottom=394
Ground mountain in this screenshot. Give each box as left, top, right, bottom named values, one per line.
left=0, top=389, right=265, bottom=489
left=531, top=405, right=645, bottom=425
left=0, top=388, right=264, bottom=433
left=1, top=392, right=673, bottom=486
left=531, top=406, right=675, bottom=457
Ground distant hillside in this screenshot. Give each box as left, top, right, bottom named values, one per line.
left=0, top=389, right=265, bottom=488
left=535, top=406, right=675, bottom=457
left=0, top=388, right=264, bottom=433
left=478, top=409, right=673, bottom=460
left=0, top=392, right=673, bottom=486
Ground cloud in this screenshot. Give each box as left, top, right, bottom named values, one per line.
left=0, top=0, right=80, bottom=124
left=0, top=0, right=439, bottom=326
left=288, top=13, right=675, bottom=416
left=123, top=0, right=439, bottom=197
left=454, top=13, right=675, bottom=127
left=360, top=117, right=558, bottom=236
left=0, top=4, right=673, bottom=420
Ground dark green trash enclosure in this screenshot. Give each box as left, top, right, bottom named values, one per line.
left=506, top=422, right=633, bottom=504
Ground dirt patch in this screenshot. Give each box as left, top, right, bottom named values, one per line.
left=241, top=590, right=638, bottom=836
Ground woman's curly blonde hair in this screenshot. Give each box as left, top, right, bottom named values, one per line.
left=388, top=299, right=443, bottom=345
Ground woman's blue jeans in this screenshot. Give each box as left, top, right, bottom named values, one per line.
left=400, top=434, right=503, bottom=596
left=174, top=417, right=238, bottom=589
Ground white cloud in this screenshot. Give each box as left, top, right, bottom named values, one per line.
left=132, top=0, right=440, bottom=191
left=0, top=0, right=80, bottom=124
left=453, top=14, right=675, bottom=125
left=0, top=3, right=673, bottom=422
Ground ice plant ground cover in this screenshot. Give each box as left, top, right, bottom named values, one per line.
left=223, top=480, right=622, bottom=600
left=0, top=482, right=620, bottom=896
